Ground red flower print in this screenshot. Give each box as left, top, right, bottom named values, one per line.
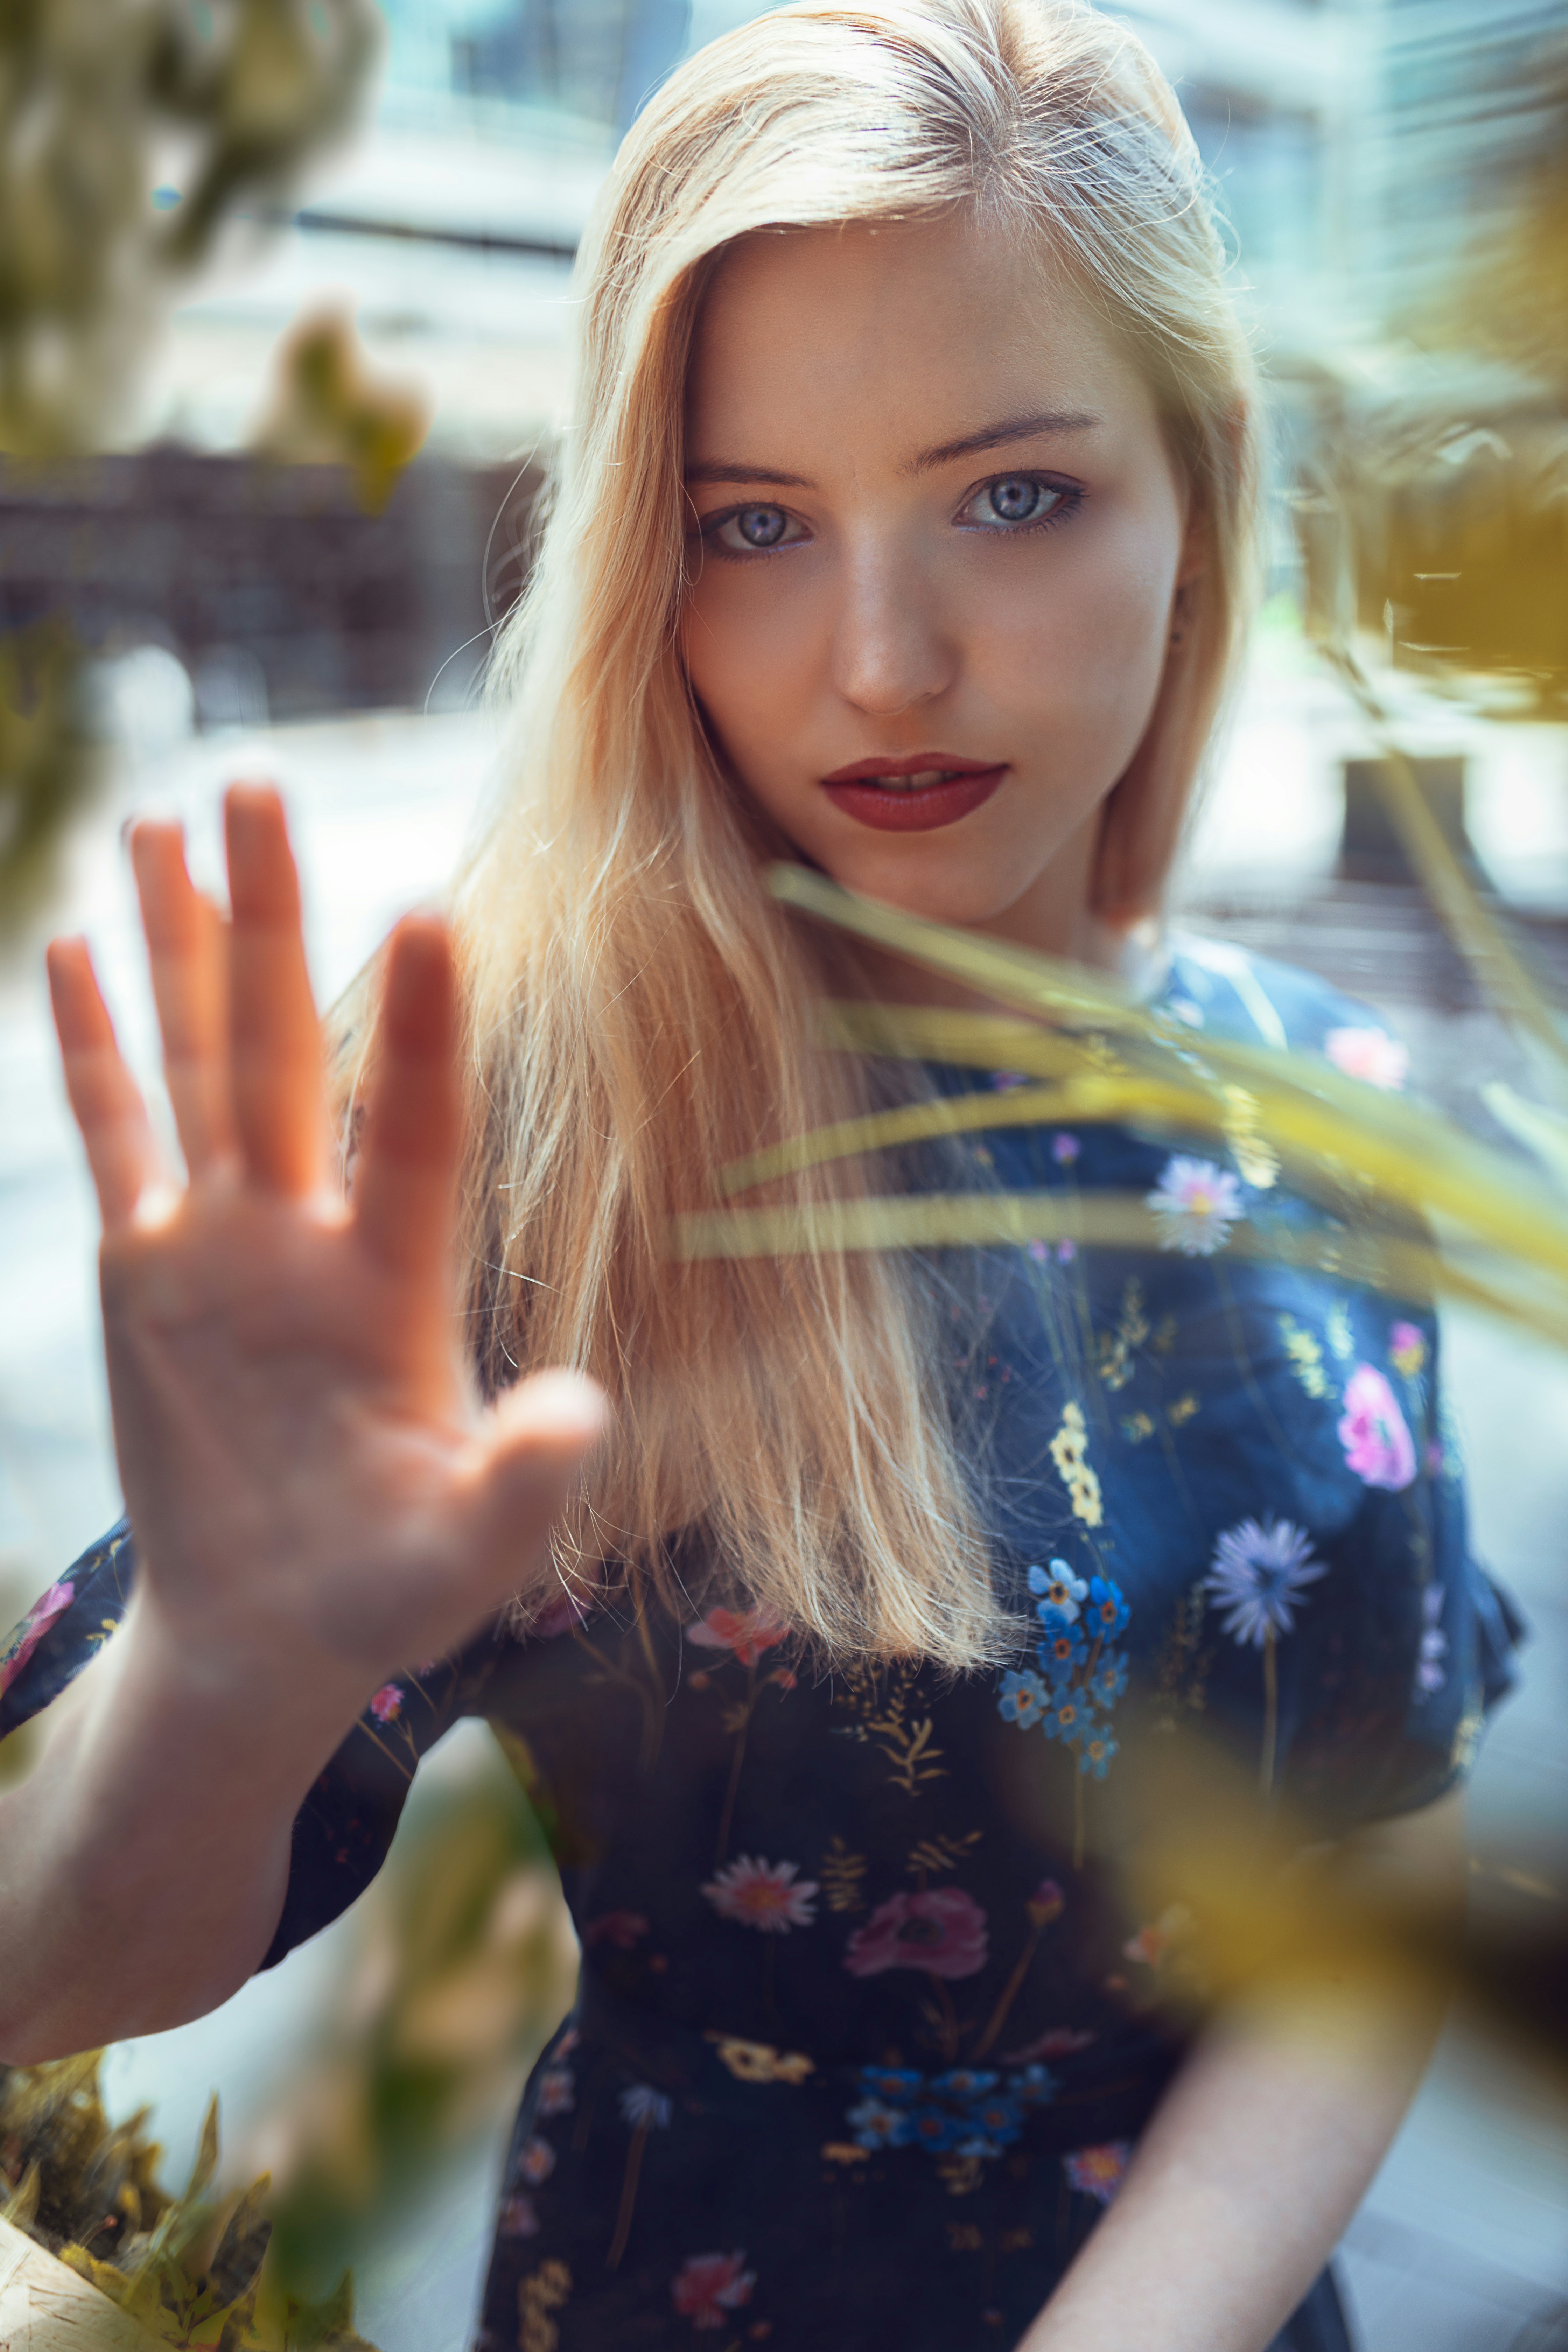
left=686, top=1607, right=789, bottom=1667
left=671, top=2251, right=756, bottom=2330
left=701, top=1856, right=818, bottom=1932
left=369, top=1683, right=403, bottom=1723
left=585, top=1910, right=651, bottom=1950
left=0, top=1580, right=74, bottom=1699
left=842, top=1888, right=989, bottom=1981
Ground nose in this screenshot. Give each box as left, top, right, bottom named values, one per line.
left=828, top=539, right=958, bottom=718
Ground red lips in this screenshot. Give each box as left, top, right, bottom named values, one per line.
left=820, top=753, right=1008, bottom=833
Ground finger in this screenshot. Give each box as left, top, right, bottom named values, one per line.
left=130, top=820, right=238, bottom=1176
left=350, top=916, right=462, bottom=1284
left=224, top=784, right=326, bottom=1195
left=46, top=938, right=163, bottom=1231
left=461, top=1372, right=610, bottom=1598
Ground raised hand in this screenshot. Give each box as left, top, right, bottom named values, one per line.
left=46, top=785, right=604, bottom=1710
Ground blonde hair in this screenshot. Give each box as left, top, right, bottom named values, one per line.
left=425, top=0, right=1260, bottom=1667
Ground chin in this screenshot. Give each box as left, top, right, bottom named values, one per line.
left=823, top=843, right=1049, bottom=932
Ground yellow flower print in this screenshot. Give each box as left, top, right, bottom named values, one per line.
left=707, top=2034, right=815, bottom=2085
left=1049, top=1401, right=1103, bottom=1528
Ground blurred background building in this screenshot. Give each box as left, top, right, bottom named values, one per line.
left=2, top=3, right=1568, bottom=2348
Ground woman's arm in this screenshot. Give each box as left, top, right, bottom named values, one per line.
left=1021, top=1789, right=1467, bottom=2352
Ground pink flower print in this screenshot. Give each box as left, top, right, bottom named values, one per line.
left=1388, top=1320, right=1427, bottom=1379
left=842, top=1887, right=989, bottom=1981
left=686, top=1607, right=790, bottom=1667
left=1147, top=1155, right=1244, bottom=1256
left=533, top=1585, right=595, bottom=1640
left=991, top=1069, right=1029, bottom=1092
left=1052, top=1132, right=1080, bottom=1165
left=1064, top=2140, right=1131, bottom=2205
left=1122, top=1903, right=1194, bottom=1971
left=536, top=2066, right=575, bottom=2117
left=0, top=1580, right=74, bottom=1699
left=1324, top=1025, right=1409, bottom=1092
left=368, top=1684, right=404, bottom=1723
left=517, top=2135, right=556, bottom=2184
left=671, top=2251, right=756, bottom=2330
left=498, top=2193, right=540, bottom=2238
left=1338, top=1364, right=1417, bottom=1491
left=1026, top=1878, right=1065, bottom=1927
left=701, top=1855, right=818, bottom=1933
left=1003, top=2025, right=1097, bottom=2063
left=584, top=1910, right=651, bottom=1951
left=1416, top=1586, right=1448, bottom=1695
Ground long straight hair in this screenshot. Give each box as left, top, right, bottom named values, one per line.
left=372, top=0, right=1260, bottom=1667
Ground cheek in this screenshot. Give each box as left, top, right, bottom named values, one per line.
left=976, top=516, right=1177, bottom=716
left=681, top=569, right=813, bottom=751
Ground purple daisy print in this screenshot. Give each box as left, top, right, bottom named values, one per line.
left=1204, top=1517, right=1326, bottom=1647
left=1205, top=1516, right=1326, bottom=1795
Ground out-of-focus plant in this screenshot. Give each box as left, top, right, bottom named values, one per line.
left=0, top=1726, right=576, bottom=2340
left=252, top=307, right=430, bottom=517
left=0, top=617, right=99, bottom=935
left=243, top=1730, right=578, bottom=2313
left=0, top=2063, right=377, bottom=2347
left=1289, top=38, right=1568, bottom=1099
left=0, top=0, right=380, bottom=934
left=0, top=0, right=379, bottom=458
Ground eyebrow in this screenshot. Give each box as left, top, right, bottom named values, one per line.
left=684, top=410, right=1103, bottom=490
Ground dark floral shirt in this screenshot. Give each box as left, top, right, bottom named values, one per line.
left=1, top=943, right=1522, bottom=2352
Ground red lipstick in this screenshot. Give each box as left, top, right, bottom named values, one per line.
left=820, top=752, right=1008, bottom=833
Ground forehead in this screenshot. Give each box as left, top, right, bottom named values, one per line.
left=685, top=211, right=1161, bottom=464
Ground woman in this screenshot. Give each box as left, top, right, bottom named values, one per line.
left=0, top=4, right=1517, bottom=2346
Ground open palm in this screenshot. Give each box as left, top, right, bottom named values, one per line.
left=47, top=785, right=603, bottom=1708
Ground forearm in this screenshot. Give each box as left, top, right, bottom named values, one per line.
left=1022, top=1795, right=1465, bottom=2352
left=0, top=1587, right=368, bottom=2058
left=1021, top=1994, right=1433, bottom=2352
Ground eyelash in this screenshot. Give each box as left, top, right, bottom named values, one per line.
left=695, top=471, right=1086, bottom=560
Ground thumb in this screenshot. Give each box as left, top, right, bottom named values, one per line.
left=460, top=1369, right=610, bottom=1599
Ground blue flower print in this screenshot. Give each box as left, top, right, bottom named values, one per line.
left=933, top=2069, right=998, bottom=2099
left=998, top=1668, right=1050, bottom=1728
left=964, top=2093, right=1025, bottom=2145
left=1038, top=1625, right=1087, bottom=1685
left=1028, top=1560, right=1087, bottom=1625
left=1088, top=1648, right=1129, bottom=1708
left=1041, top=1689, right=1094, bottom=1742
left=847, top=2097, right=912, bottom=2150
left=1078, top=1731, right=1118, bottom=1779
left=956, top=2135, right=1006, bottom=2161
left=858, top=2066, right=923, bottom=2102
left=1012, top=2064, right=1059, bottom=2107
left=1085, top=1576, right=1130, bottom=1638
left=906, top=2106, right=968, bottom=2152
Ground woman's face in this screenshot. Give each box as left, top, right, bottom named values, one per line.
left=680, top=210, right=1197, bottom=960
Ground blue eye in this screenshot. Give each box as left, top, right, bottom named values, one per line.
left=707, top=503, right=801, bottom=554
left=962, top=475, right=1073, bottom=531
left=736, top=505, right=787, bottom=546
